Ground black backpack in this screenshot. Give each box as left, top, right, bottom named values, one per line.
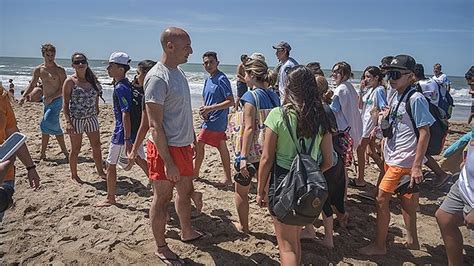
left=130, top=85, right=144, bottom=139
left=405, top=86, right=448, bottom=156
left=112, top=81, right=143, bottom=142
left=271, top=108, right=328, bottom=226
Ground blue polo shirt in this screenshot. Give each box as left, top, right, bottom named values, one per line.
left=112, top=78, right=132, bottom=144
left=202, top=71, right=233, bottom=132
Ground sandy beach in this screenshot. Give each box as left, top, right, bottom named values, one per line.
left=1, top=102, right=473, bottom=265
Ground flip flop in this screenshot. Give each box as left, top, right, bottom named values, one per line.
left=155, top=250, right=185, bottom=265
left=180, top=231, right=209, bottom=243
left=348, top=178, right=366, bottom=188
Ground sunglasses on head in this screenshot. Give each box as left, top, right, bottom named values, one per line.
left=73, top=59, right=87, bottom=65
left=386, top=70, right=410, bottom=80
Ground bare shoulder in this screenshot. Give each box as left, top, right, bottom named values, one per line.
left=56, top=64, right=67, bottom=74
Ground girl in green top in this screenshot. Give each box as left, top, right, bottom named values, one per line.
left=256, top=66, right=333, bottom=265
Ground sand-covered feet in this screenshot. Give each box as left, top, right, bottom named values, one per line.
left=95, top=199, right=116, bottom=207
left=232, top=221, right=249, bottom=234
left=155, top=244, right=185, bottom=265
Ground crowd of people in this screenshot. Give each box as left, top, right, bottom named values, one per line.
left=0, top=26, right=473, bottom=265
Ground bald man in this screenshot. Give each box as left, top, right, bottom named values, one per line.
left=144, top=27, right=203, bottom=264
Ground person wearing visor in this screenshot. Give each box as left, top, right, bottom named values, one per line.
left=359, top=55, right=435, bottom=255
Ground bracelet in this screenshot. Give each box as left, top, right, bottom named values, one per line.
left=26, top=165, right=36, bottom=171
left=240, top=156, right=247, bottom=161
left=124, top=138, right=130, bottom=141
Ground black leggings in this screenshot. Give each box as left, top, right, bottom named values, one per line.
left=322, top=156, right=346, bottom=217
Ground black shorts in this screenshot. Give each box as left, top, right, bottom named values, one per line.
left=237, top=81, right=248, bottom=98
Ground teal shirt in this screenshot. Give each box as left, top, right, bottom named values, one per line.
left=264, top=107, right=323, bottom=170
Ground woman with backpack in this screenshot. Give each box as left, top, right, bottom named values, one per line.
left=63, top=52, right=106, bottom=183
left=232, top=57, right=280, bottom=234
left=256, top=66, right=333, bottom=265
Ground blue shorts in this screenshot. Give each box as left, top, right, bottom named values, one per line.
left=41, top=97, right=63, bottom=135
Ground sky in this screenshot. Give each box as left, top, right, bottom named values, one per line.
left=0, top=0, right=472, bottom=76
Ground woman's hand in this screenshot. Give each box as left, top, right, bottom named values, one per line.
left=257, top=191, right=268, bottom=207
left=239, top=159, right=250, bottom=178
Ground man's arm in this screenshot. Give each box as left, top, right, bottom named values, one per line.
left=19, top=67, right=41, bottom=104
left=146, top=102, right=180, bottom=182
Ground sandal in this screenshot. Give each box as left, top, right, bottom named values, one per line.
left=348, top=178, right=366, bottom=188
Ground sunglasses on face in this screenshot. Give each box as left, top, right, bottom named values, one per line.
left=73, top=59, right=87, bottom=65
left=386, top=70, right=410, bottom=80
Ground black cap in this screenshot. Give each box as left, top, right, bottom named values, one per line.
left=414, top=64, right=426, bottom=79
left=382, top=55, right=416, bottom=72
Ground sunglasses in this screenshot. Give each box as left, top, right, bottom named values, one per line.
left=72, top=59, right=88, bottom=65
left=386, top=70, right=410, bottom=80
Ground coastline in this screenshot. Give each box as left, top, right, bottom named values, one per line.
left=1, top=102, right=473, bottom=264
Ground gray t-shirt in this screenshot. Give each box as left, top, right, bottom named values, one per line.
left=144, top=62, right=194, bottom=147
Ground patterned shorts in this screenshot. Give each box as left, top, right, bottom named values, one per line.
left=71, top=116, right=99, bottom=134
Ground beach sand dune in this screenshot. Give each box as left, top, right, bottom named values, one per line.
left=1, top=102, right=473, bottom=265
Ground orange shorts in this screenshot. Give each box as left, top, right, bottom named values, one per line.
left=197, top=128, right=226, bottom=148
left=380, top=164, right=413, bottom=198
left=146, top=141, right=194, bottom=181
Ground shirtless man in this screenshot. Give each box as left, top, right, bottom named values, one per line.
left=20, top=43, right=68, bottom=160
left=234, top=54, right=248, bottom=108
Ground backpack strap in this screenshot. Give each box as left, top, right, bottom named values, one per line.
left=404, top=89, right=419, bottom=139
left=281, top=107, right=316, bottom=154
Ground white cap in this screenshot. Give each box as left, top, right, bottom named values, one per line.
left=108, top=52, right=131, bottom=65
left=249, top=52, right=265, bottom=62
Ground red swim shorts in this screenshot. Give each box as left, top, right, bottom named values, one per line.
left=146, top=141, right=194, bottom=181
left=197, top=128, right=227, bottom=148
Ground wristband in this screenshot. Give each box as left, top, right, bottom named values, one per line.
left=26, top=165, right=36, bottom=171
left=240, top=156, right=247, bottom=161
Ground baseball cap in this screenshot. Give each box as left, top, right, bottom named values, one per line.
left=382, top=55, right=416, bottom=72
left=272, top=41, right=291, bottom=52
left=108, top=52, right=131, bottom=65
left=414, top=64, right=426, bottom=79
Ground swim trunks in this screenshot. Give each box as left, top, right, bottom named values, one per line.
left=40, top=97, right=63, bottom=135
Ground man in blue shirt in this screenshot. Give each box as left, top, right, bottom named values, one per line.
left=194, top=51, right=234, bottom=187
left=97, top=52, right=147, bottom=207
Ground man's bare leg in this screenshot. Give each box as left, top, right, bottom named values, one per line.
left=435, top=208, right=464, bottom=266
left=40, top=133, right=50, bottom=159
left=359, top=189, right=392, bottom=255
left=425, top=156, right=450, bottom=186
left=216, top=141, right=232, bottom=186
left=135, top=156, right=149, bottom=177
left=317, top=213, right=335, bottom=248
left=150, top=180, right=183, bottom=264
left=175, top=176, right=202, bottom=241
left=96, top=164, right=117, bottom=207
left=193, top=141, right=205, bottom=179
left=399, top=193, right=420, bottom=249
left=56, top=134, right=69, bottom=160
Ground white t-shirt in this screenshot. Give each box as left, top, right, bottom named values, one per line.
left=458, top=135, right=474, bottom=209
left=144, top=62, right=194, bottom=147
left=277, top=57, right=298, bottom=102
left=418, top=79, right=440, bottom=106
left=384, top=88, right=435, bottom=168
left=361, top=86, right=387, bottom=138
left=432, top=73, right=450, bottom=98
left=330, top=81, right=363, bottom=147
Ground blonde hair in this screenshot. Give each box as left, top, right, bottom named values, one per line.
left=244, top=58, right=269, bottom=82
left=266, top=69, right=278, bottom=87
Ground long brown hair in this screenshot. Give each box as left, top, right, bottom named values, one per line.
left=284, top=66, right=329, bottom=138
left=71, top=52, right=100, bottom=92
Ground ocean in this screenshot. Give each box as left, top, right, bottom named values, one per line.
left=1, top=56, right=471, bottom=121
